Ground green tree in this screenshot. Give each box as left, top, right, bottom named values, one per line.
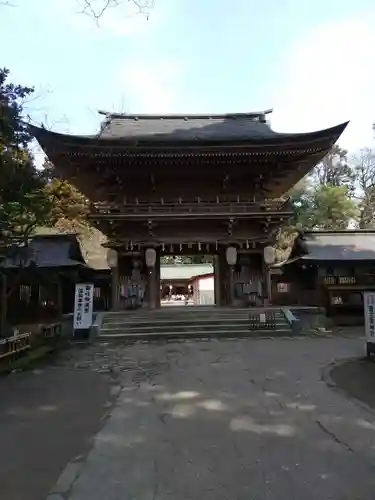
left=288, top=180, right=315, bottom=230
left=0, top=68, right=54, bottom=334
left=311, top=185, right=358, bottom=229
left=43, top=161, right=90, bottom=228
left=277, top=174, right=358, bottom=261
left=276, top=180, right=314, bottom=259
left=160, top=255, right=213, bottom=265
left=288, top=148, right=358, bottom=231
left=0, top=68, right=52, bottom=250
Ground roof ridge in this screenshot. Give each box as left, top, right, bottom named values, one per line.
left=31, top=233, right=79, bottom=239
left=306, top=230, right=375, bottom=234
left=160, top=263, right=214, bottom=267
left=98, top=110, right=273, bottom=120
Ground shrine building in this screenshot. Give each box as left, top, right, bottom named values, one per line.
left=30, top=110, right=347, bottom=310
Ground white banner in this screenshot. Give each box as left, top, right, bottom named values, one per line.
left=73, top=283, right=94, bottom=330
left=364, top=292, right=375, bottom=343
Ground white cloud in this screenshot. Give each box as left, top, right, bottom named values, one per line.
left=271, top=14, right=375, bottom=152
left=119, top=58, right=184, bottom=113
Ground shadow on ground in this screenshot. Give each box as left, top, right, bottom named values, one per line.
left=0, top=352, right=118, bottom=500
left=329, top=357, right=375, bottom=411
left=63, top=339, right=375, bottom=500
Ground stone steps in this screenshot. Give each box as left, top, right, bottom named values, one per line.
left=103, top=313, right=255, bottom=323
left=99, top=307, right=292, bottom=340
left=101, top=323, right=289, bottom=333
left=99, top=329, right=293, bottom=341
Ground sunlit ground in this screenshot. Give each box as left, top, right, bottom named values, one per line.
left=57, top=336, right=375, bottom=500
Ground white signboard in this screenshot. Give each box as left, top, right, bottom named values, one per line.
left=73, top=283, right=94, bottom=330
left=364, top=292, right=375, bottom=343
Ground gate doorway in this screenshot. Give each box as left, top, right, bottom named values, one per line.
left=160, top=255, right=215, bottom=306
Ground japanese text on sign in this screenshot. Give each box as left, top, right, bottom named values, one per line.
left=364, top=292, right=375, bottom=342
left=73, top=283, right=94, bottom=330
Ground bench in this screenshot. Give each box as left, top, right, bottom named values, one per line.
left=0, top=332, right=31, bottom=361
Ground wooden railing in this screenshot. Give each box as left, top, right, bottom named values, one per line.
left=0, top=320, right=63, bottom=367
left=91, top=199, right=292, bottom=217
left=0, top=332, right=31, bottom=361
left=322, top=276, right=375, bottom=286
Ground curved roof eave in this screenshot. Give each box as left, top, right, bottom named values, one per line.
left=29, top=121, right=349, bottom=152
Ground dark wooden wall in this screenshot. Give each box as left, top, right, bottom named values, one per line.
left=271, top=260, right=375, bottom=325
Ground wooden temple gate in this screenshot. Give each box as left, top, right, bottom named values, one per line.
left=105, top=243, right=272, bottom=310
left=31, top=110, right=347, bottom=311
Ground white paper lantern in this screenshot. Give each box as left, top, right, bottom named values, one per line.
left=106, top=248, right=118, bottom=268
left=226, top=246, right=237, bottom=266
left=145, top=248, right=156, bottom=268
left=263, top=246, right=276, bottom=265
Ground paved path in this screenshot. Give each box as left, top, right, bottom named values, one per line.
left=43, top=336, right=375, bottom=500
left=330, top=356, right=375, bottom=411
left=0, top=356, right=119, bottom=500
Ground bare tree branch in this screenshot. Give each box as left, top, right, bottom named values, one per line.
left=79, top=0, right=155, bottom=22
left=352, top=148, right=375, bottom=228
left=309, top=144, right=355, bottom=194
left=0, top=0, right=155, bottom=20
left=353, top=148, right=375, bottom=193
left=26, top=112, right=71, bottom=134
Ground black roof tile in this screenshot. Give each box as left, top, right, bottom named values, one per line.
left=97, top=111, right=279, bottom=142
left=299, top=231, right=375, bottom=261
left=29, top=112, right=348, bottom=148
left=1, top=234, right=87, bottom=269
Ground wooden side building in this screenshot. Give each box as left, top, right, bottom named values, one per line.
left=272, top=230, right=375, bottom=324
left=0, top=234, right=90, bottom=326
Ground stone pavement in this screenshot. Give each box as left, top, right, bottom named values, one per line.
left=45, top=336, right=375, bottom=500
left=329, top=356, right=375, bottom=411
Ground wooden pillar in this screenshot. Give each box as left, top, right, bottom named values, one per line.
left=225, top=246, right=237, bottom=307
left=146, top=264, right=152, bottom=309
left=57, top=275, right=63, bottom=317
left=229, top=265, right=235, bottom=307
left=262, top=260, right=272, bottom=306
left=214, top=254, right=220, bottom=306
left=1, top=273, right=7, bottom=337
left=144, top=248, right=157, bottom=310
left=155, top=248, right=161, bottom=308
left=267, top=266, right=272, bottom=305
left=146, top=266, right=159, bottom=310
left=111, top=265, right=119, bottom=311
left=217, top=249, right=228, bottom=306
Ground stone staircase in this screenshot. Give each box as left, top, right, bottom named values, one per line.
left=98, top=306, right=293, bottom=340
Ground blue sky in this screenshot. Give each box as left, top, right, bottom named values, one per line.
left=1, top=0, right=375, bottom=165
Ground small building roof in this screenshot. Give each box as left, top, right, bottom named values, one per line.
left=1, top=234, right=87, bottom=269
left=290, top=230, right=375, bottom=262
left=160, top=264, right=214, bottom=280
